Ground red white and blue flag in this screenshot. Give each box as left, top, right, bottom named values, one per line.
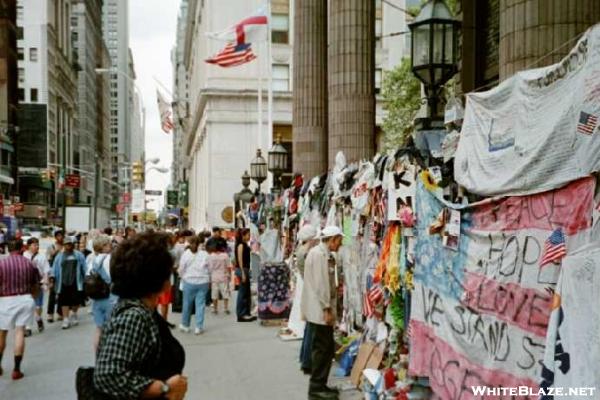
left=540, top=228, right=567, bottom=267
left=205, top=42, right=257, bottom=68
left=206, top=6, right=269, bottom=45
left=577, top=111, right=598, bottom=135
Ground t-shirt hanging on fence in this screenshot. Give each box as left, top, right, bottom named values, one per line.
left=455, top=25, right=600, bottom=196
left=408, top=177, right=595, bottom=400
left=539, top=244, right=600, bottom=395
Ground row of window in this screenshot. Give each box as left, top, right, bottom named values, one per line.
left=18, top=88, right=38, bottom=103
left=18, top=47, right=38, bottom=62
left=271, top=65, right=382, bottom=91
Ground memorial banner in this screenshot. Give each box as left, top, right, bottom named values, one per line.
left=408, top=177, right=595, bottom=400
left=455, top=25, right=600, bottom=196
left=539, top=243, right=600, bottom=396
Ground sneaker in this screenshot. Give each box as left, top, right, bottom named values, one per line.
left=178, top=324, right=190, bottom=333
left=11, top=370, right=24, bottom=380
left=71, top=315, right=79, bottom=326
left=37, top=320, right=44, bottom=333
left=194, top=328, right=204, bottom=335
left=61, top=319, right=70, bottom=330
left=46, top=316, right=54, bottom=323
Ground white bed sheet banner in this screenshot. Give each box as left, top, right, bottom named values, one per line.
left=455, top=24, right=600, bottom=196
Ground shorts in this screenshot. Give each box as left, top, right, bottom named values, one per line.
left=34, top=290, right=44, bottom=308
left=92, top=296, right=117, bottom=327
left=0, top=295, right=35, bottom=330
left=211, top=282, right=230, bottom=300
left=58, top=285, right=83, bottom=308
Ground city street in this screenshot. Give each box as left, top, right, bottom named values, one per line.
left=0, top=306, right=310, bottom=399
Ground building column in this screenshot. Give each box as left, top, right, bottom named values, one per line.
left=328, top=0, right=375, bottom=166
left=499, top=0, right=600, bottom=79
left=292, top=0, right=328, bottom=177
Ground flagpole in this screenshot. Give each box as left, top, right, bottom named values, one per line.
left=258, top=42, right=264, bottom=163
left=267, top=0, right=274, bottom=191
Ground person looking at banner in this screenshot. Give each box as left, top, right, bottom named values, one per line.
left=23, top=238, right=51, bottom=334
left=235, top=228, right=256, bottom=322
left=301, top=226, right=344, bottom=400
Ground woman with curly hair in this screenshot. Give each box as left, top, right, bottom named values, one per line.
left=93, top=232, right=187, bottom=400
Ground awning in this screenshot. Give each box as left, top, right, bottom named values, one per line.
left=0, top=174, right=14, bottom=185
left=0, top=142, right=14, bottom=152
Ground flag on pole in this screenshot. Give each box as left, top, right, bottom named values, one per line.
left=156, top=90, right=174, bottom=134
left=205, top=42, right=257, bottom=68
left=206, top=5, right=268, bottom=45
left=540, top=228, right=567, bottom=267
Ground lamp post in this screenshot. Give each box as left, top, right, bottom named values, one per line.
left=250, top=149, right=267, bottom=194
left=409, top=0, right=459, bottom=129
left=234, top=170, right=254, bottom=228
left=268, top=135, right=288, bottom=196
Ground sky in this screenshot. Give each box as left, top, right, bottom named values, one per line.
left=129, top=0, right=181, bottom=211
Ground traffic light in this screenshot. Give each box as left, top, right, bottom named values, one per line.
left=132, top=161, right=144, bottom=183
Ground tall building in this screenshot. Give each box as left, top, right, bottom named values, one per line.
left=0, top=0, right=17, bottom=197
left=179, top=0, right=408, bottom=229
left=17, top=0, right=78, bottom=226
left=171, top=0, right=188, bottom=189
left=102, top=0, right=130, bottom=200
left=71, top=0, right=112, bottom=227
left=128, top=48, right=144, bottom=164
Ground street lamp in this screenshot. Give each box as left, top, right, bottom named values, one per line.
left=409, top=0, right=459, bottom=123
left=250, top=149, right=267, bottom=194
left=268, top=135, right=288, bottom=195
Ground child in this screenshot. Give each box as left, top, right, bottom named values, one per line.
left=207, top=239, right=232, bottom=314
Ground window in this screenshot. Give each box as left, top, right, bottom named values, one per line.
left=17, top=27, right=23, bottom=40
left=29, top=48, right=38, bottom=62
left=375, top=69, right=382, bottom=93
left=18, top=88, right=24, bottom=102
left=273, top=64, right=290, bottom=91
left=271, top=14, right=289, bottom=44
left=17, top=5, right=23, bottom=20
left=17, top=48, right=23, bottom=60
left=18, top=68, right=24, bottom=83
left=30, top=88, right=38, bottom=102
left=375, top=19, right=382, bottom=38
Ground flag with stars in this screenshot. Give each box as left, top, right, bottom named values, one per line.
left=540, top=228, right=567, bottom=267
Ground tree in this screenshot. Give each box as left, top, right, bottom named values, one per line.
left=381, top=58, right=422, bottom=150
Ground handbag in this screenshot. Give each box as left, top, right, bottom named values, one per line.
left=84, top=256, right=110, bottom=300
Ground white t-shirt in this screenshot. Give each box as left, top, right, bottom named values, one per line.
left=23, top=250, right=51, bottom=282
left=178, top=249, right=210, bottom=285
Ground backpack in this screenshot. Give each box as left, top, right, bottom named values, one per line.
left=84, top=255, right=110, bottom=300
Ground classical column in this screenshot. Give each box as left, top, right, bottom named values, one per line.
left=328, top=0, right=375, bottom=166
left=292, top=0, right=328, bottom=178
left=499, top=0, right=600, bottom=79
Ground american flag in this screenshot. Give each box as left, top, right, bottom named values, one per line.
left=205, top=42, right=257, bottom=68
left=540, top=228, right=567, bottom=267
left=363, top=293, right=374, bottom=317
left=577, top=111, right=598, bottom=135
left=156, top=90, right=174, bottom=134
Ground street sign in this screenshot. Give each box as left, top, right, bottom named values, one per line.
left=166, top=190, right=178, bottom=206
left=145, top=190, right=162, bottom=196
left=65, top=174, right=81, bottom=188
left=131, top=189, right=144, bottom=213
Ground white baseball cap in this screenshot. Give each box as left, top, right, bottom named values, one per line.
left=297, top=225, right=318, bottom=242
left=319, top=225, right=345, bottom=239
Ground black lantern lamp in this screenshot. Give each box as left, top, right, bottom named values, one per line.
left=250, top=149, right=267, bottom=194
left=268, top=134, right=288, bottom=195
left=409, top=0, right=459, bottom=122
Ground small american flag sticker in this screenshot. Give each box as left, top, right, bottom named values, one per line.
left=577, top=111, right=598, bottom=135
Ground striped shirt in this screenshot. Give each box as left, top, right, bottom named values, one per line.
left=0, top=253, right=40, bottom=296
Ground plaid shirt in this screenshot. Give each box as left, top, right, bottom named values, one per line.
left=94, top=298, right=161, bottom=399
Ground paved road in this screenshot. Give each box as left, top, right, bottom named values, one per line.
left=0, top=305, right=313, bottom=400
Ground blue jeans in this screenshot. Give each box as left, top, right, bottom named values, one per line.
left=182, top=281, right=209, bottom=329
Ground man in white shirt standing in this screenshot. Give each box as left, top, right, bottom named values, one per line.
left=301, top=226, right=344, bottom=400
left=23, top=238, right=50, bottom=333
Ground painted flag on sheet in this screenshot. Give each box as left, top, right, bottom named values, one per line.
left=205, top=42, right=257, bottom=68
left=577, top=111, right=598, bottom=135
left=540, top=228, right=567, bottom=267
left=156, top=90, right=174, bottom=134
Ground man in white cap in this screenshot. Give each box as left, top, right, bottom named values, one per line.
left=295, top=224, right=319, bottom=374
left=301, top=225, right=344, bottom=400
